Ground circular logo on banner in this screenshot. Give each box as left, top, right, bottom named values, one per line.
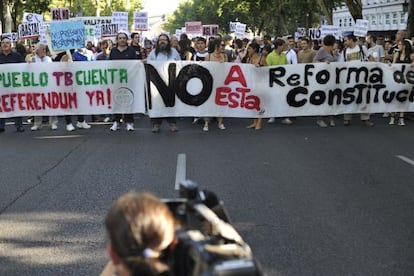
left=114, top=87, right=134, bottom=107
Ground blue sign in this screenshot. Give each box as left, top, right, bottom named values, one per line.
left=50, top=20, right=85, bottom=51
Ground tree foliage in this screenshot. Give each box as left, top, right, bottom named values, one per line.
left=163, top=0, right=344, bottom=36
left=1, top=0, right=142, bottom=32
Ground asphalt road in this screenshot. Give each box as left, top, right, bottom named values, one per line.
left=0, top=115, right=413, bottom=275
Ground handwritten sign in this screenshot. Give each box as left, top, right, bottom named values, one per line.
left=18, top=23, right=40, bottom=39
left=112, top=12, right=128, bottom=31
left=202, top=25, right=219, bottom=36
left=321, top=25, right=341, bottom=39
left=134, top=11, right=148, bottom=31
left=1, top=32, right=19, bottom=43
left=23, top=13, right=43, bottom=24
left=50, top=20, right=85, bottom=50
left=185, top=21, right=202, bottom=36
left=101, top=23, right=119, bottom=38
left=309, top=28, right=322, bottom=40
left=51, top=8, right=70, bottom=21
left=354, top=19, right=369, bottom=37
left=235, top=23, right=246, bottom=38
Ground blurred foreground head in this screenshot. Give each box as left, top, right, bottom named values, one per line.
left=105, top=192, right=175, bottom=276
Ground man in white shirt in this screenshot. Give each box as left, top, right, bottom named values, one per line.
left=366, top=34, right=385, bottom=63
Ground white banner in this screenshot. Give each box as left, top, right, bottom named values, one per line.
left=146, top=61, right=414, bottom=118
left=0, top=60, right=146, bottom=118
left=1, top=61, right=413, bottom=118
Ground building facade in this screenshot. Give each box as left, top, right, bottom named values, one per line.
left=333, top=0, right=408, bottom=39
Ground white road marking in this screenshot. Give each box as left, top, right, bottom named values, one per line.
left=396, top=155, right=414, bottom=166
left=175, top=153, right=187, bottom=190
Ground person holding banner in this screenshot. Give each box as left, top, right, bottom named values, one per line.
left=343, top=33, right=373, bottom=127
left=203, top=38, right=228, bottom=132
left=313, top=35, right=337, bottom=128
left=29, top=43, right=59, bottom=131
left=0, top=37, right=25, bottom=133
left=244, top=42, right=265, bottom=130
left=109, top=31, right=140, bottom=132
left=389, top=39, right=414, bottom=126
left=147, top=34, right=181, bottom=133
left=266, top=39, right=291, bottom=125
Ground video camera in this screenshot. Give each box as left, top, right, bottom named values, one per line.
left=163, top=180, right=263, bottom=276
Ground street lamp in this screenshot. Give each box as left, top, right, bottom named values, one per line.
left=403, top=0, right=409, bottom=13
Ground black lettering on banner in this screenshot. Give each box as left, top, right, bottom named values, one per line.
left=316, top=69, right=329, bottom=84
left=394, top=65, right=407, bottom=84
left=396, top=90, right=409, bottom=102
left=383, top=91, right=395, bottom=103
left=145, top=63, right=176, bottom=108
left=328, top=88, right=342, bottom=105
left=287, top=87, right=308, bottom=107
left=309, top=90, right=326, bottom=105
left=145, top=63, right=213, bottom=108
left=269, top=67, right=286, bottom=87
left=175, top=64, right=213, bottom=106
left=343, top=87, right=356, bottom=104
left=347, top=67, right=369, bottom=83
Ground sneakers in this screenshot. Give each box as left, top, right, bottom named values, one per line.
left=66, top=123, right=75, bottom=132
left=267, top=118, right=275, bottom=124
left=398, top=117, right=405, bottom=126
left=152, top=124, right=160, bottom=133
left=31, top=124, right=42, bottom=131
left=76, top=121, right=91, bottom=129
left=218, top=124, right=226, bottom=130
left=103, top=116, right=111, bottom=123
left=110, top=121, right=120, bottom=131
left=389, top=117, right=395, bottom=125
left=203, top=126, right=209, bottom=132
left=281, top=118, right=293, bottom=125
left=51, top=123, right=58, bottom=130
left=329, top=119, right=335, bottom=127
left=169, top=123, right=178, bottom=132
left=126, top=123, right=135, bottom=131
left=316, top=119, right=327, bottom=128
left=343, top=120, right=351, bottom=126
left=192, top=117, right=200, bottom=124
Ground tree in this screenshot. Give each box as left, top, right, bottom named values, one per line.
left=344, top=0, right=363, bottom=22
left=407, top=1, right=414, bottom=37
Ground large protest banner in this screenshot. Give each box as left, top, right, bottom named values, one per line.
left=1, top=61, right=414, bottom=118
left=146, top=61, right=414, bottom=118
left=0, top=60, right=146, bottom=118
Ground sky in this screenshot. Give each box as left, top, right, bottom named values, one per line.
left=142, top=0, right=183, bottom=16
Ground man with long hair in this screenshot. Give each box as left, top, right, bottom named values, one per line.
left=147, top=34, right=181, bottom=133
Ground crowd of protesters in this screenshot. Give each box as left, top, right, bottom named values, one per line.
left=0, top=29, right=413, bottom=133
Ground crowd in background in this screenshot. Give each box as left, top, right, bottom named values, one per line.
left=0, top=29, right=413, bottom=133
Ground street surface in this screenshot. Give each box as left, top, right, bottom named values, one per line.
left=0, top=115, right=413, bottom=275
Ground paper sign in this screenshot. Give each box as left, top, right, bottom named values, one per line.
left=134, top=11, right=148, bottom=31
left=354, top=19, right=369, bottom=37
left=50, top=20, right=85, bottom=50
left=23, top=13, right=43, bottom=24
left=18, top=23, right=40, bottom=39
left=112, top=12, right=128, bottom=32
left=185, top=21, right=202, bottom=35
left=51, top=8, right=70, bottom=21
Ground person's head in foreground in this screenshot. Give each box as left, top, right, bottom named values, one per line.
left=102, top=192, right=175, bottom=276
